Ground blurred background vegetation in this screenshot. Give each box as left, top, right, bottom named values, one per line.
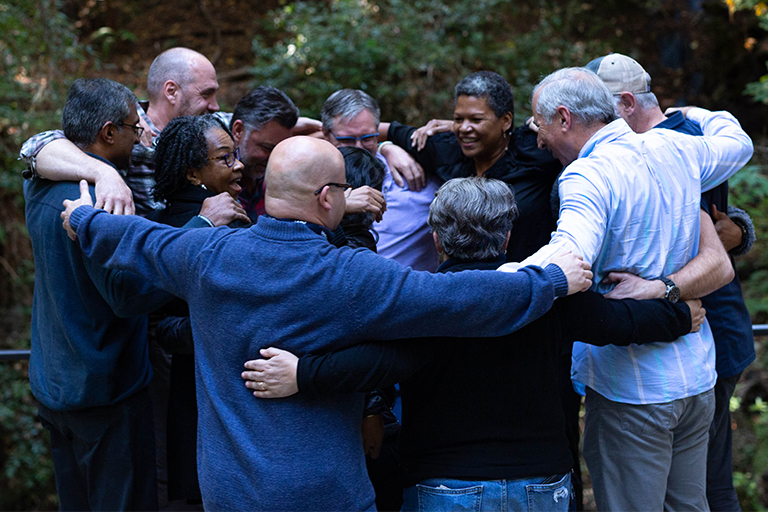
left=3, top=0, right=768, bottom=508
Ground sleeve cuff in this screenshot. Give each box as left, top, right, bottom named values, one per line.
left=69, top=205, right=98, bottom=232
left=544, top=263, right=569, bottom=297
left=727, top=206, right=755, bottom=256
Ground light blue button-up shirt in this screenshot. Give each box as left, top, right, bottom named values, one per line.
left=505, top=108, right=753, bottom=404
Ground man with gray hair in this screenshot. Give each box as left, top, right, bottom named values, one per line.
left=587, top=53, right=756, bottom=512
left=506, top=66, right=753, bottom=510
left=322, top=89, right=441, bottom=271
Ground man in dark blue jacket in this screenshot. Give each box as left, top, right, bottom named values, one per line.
left=24, top=78, right=242, bottom=510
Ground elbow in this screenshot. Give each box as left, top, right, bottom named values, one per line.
left=720, top=262, right=735, bottom=288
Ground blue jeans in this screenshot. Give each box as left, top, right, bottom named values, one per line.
left=401, top=473, right=571, bottom=512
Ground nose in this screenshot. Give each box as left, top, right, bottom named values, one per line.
left=209, top=94, right=220, bottom=113
left=537, top=134, right=545, bottom=150
left=458, top=119, right=471, bottom=133
left=233, top=157, right=244, bottom=172
left=354, top=139, right=364, bottom=149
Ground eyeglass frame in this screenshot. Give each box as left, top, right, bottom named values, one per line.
left=314, top=182, right=354, bottom=195
left=330, top=131, right=379, bottom=147
left=118, top=122, right=145, bottom=138
left=207, top=147, right=241, bottom=168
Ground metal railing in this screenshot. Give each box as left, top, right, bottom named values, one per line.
left=2, top=325, right=768, bottom=362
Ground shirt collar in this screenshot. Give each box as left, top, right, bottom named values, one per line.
left=84, top=152, right=117, bottom=170
left=578, top=118, right=633, bottom=160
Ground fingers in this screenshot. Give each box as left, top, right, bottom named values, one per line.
left=260, top=347, right=283, bottom=358
left=710, top=204, right=726, bottom=221
left=390, top=166, right=405, bottom=188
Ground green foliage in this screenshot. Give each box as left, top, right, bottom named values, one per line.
left=728, top=163, right=768, bottom=320
left=724, top=0, right=768, bottom=104
left=250, top=0, right=613, bottom=126
left=0, top=0, right=94, bottom=508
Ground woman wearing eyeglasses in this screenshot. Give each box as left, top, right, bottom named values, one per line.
left=150, top=114, right=249, bottom=228
left=147, top=114, right=249, bottom=507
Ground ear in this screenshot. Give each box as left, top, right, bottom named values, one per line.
left=186, top=168, right=202, bottom=186
left=432, top=232, right=443, bottom=254
left=99, top=121, right=118, bottom=145
left=317, top=186, right=334, bottom=212
left=232, top=119, right=245, bottom=146
left=163, top=80, right=180, bottom=106
left=502, top=231, right=511, bottom=252
left=616, top=92, right=636, bottom=116
left=556, top=106, right=572, bottom=132
left=500, top=111, right=513, bottom=134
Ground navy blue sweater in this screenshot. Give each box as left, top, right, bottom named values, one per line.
left=69, top=206, right=567, bottom=511
left=24, top=179, right=173, bottom=411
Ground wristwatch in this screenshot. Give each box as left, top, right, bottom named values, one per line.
left=659, top=277, right=680, bottom=303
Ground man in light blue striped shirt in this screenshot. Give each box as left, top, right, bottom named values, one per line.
left=502, top=67, right=753, bottom=510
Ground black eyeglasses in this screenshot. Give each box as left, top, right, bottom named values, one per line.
left=119, top=122, right=145, bottom=137
left=208, top=147, right=240, bottom=167
left=330, top=131, right=379, bottom=148
left=314, top=182, right=354, bottom=195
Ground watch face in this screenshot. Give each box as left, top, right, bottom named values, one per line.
left=667, top=286, right=681, bottom=303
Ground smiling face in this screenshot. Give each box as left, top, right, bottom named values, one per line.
left=452, top=95, right=512, bottom=164
left=187, top=127, right=243, bottom=198
left=175, top=56, right=220, bottom=117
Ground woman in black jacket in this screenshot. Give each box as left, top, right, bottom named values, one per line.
left=148, top=114, right=248, bottom=505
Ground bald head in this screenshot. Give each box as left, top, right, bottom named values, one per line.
left=265, top=137, right=347, bottom=228
left=147, top=48, right=208, bottom=101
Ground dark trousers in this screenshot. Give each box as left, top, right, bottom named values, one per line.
left=38, top=387, right=158, bottom=511
left=707, top=372, right=742, bottom=512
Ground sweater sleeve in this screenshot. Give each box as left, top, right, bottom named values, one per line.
left=345, top=249, right=564, bottom=342
left=70, top=205, right=218, bottom=300
left=387, top=121, right=454, bottom=176
left=558, top=291, right=692, bottom=346
left=297, top=339, right=439, bottom=397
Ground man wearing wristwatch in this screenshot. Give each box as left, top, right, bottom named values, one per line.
left=505, top=65, right=753, bottom=511
left=587, top=53, right=756, bottom=512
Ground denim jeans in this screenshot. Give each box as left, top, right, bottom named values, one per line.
left=401, top=473, right=571, bottom=512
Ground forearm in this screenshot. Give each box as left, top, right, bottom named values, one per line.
left=297, top=340, right=432, bottom=397
left=561, top=292, right=692, bottom=346
left=377, top=122, right=391, bottom=142
left=33, top=139, right=121, bottom=183
left=669, top=211, right=734, bottom=299
left=687, top=108, right=754, bottom=192
left=357, top=259, right=565, bottom=341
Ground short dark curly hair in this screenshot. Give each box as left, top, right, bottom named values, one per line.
left=454, top=71, right=514, bottom=119
left=153, top=114, right=233, bottom=202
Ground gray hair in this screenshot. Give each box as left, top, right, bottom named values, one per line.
left=454, top=71, right=514, bottom=118
left=428, top=177, right=519, bottom=261
left=146, top=47, right=203, bottom=101
left=62, top=78, right=136, bottom=149
left=321, top=89, right=380, bottom=132
left=533, top=67, right=617, bottom=125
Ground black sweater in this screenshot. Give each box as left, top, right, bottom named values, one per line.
left=297, top=257, right=692, bottom=485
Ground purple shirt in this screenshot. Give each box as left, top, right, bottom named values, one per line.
left=374, top=153, right=440, bottom=272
